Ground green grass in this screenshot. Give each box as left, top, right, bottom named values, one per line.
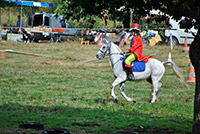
left=0, top=40, right=195, bottom=134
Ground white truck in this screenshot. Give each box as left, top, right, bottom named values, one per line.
left=165, top=17, right=198, bottom=46
left=25, top=12, right=77, bottom=42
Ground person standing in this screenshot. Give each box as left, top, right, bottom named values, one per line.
left=16, top=15, right=24, bottom=27
left=102, top=11, right=108, bottom=26
left=120, top=23, right=153, bottom=80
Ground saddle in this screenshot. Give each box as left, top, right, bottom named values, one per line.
left=121, top=56, right=146, bottom=72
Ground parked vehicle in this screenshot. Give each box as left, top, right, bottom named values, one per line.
left=165, top=17, right=198, bottom=46
left=25, top=12, right=77, bottom=42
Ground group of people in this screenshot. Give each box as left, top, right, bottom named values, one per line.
left=80, top=30, right=94, bottom=42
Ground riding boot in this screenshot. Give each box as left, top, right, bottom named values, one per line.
left=127, top=67, right=134, bottom=80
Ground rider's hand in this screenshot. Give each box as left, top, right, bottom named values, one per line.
left=120, top=51, right=125, bottom=55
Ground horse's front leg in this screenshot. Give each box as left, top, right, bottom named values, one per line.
left=120, top=83, right=136, bottom=102
left=111, top=77, right=124, bottom=101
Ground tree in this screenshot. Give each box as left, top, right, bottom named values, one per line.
left=55, top=0, right=149, bottom=28
left=0, top=0, right=12, bottom=40
left=55, top=0, right=200, bottom=133
left=147, top=1, right=200, bottom=133
left=39, top=0, right=62, bottom=13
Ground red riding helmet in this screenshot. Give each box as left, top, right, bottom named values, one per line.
left=129, top=23, right=141, bottom=32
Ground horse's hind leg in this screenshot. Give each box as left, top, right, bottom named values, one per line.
left=120, top=83, right=136, bottom=102
left=151, top=79, right=161, bottom=103
left=147, top=78, right=162, bottom=90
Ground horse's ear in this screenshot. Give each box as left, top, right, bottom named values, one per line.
left=102, top=38, right=106, bottom=43
left=102, top=38, right=109, bottom=44
left=101, top=34, right=106, bottom=38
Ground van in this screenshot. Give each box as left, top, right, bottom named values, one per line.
left=165, top=17, right=198, bottom=46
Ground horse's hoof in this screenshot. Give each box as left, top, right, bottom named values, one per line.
left=132, top=99, right=136, bottom=103
left=127, top=98, right=136, bottom=103
left=114, top=99, right=118, bottom=103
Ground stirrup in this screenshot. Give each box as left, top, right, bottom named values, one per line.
left=129, top=74, right=135, bottom=80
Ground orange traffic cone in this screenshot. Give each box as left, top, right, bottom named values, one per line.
left=186, top=62, right=195, bottom=82
left=182, top=37, right=189, bottom=53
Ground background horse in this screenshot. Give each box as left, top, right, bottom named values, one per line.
left=96, top=39, right=187, bottom=103
left=94, top=30, right=129, bottom=44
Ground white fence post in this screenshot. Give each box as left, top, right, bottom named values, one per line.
left=170, top=33, right=173, bottom=50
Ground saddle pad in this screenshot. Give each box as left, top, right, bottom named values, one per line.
left=132, top=61, right=145, bottom=72
left=121, top=56, right=146, bottom=72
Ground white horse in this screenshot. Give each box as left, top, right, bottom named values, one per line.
left=96, top=39, right=187, bottom=103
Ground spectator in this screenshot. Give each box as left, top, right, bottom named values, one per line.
left=61, top=20, right=66, bottom=28
left=16, top=15, right=24, bottom=27
left=164, top=17, right=172, bottom=28
left=80, top=30, right=85, bottom=38
left=139, top=16, right=145, bottom=26
left=84, top=30, right=91, bottom=41
left=102, top=11, right=108, bottom=25
left=17, top=29, right=33, bottom=43
left=151, top=15, right=156, bottom=24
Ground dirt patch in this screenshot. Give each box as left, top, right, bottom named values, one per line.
left=36, top=61, right=108, bottom=67
left=39, top=62, right=53, bottom=65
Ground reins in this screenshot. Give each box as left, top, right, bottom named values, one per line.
left=110, top=53, right=122, bottom=55
left=108, top=41, right=124, bottom=67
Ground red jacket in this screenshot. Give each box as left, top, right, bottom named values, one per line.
left=128, top=34, right=152, bottom=63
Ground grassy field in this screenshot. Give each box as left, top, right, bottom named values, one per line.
left=0, top=40, right=195, bottom=134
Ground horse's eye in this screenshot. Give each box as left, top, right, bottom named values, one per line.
left=102, top=46, right=106, bottom=50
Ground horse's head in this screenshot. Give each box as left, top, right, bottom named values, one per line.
left=96, top=39, right=110, bottom=59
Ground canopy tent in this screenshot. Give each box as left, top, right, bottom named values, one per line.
left=3, top=0, right=53, bottom=29
left=5, top=0, right=53, bottom=8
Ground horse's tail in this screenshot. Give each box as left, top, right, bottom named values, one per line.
left=162, top=61, right=188, bottom=88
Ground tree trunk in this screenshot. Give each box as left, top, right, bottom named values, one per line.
left=123, top=13, right=130, bottom=29
left=0, top=6, right=2, bottom=40
left=190, top=26, right=200, bottom=134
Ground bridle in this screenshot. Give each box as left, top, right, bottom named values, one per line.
left=98, top=41, right=123, bottom=67
left=98, top=41, right=122, bottom=57
left=98, top=41, right=111, bottom=58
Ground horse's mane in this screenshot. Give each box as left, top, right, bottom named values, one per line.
left=111, top=41, right=122, bottom=53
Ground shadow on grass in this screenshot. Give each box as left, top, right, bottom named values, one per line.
left=0, top=102, right=192, bottom=134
